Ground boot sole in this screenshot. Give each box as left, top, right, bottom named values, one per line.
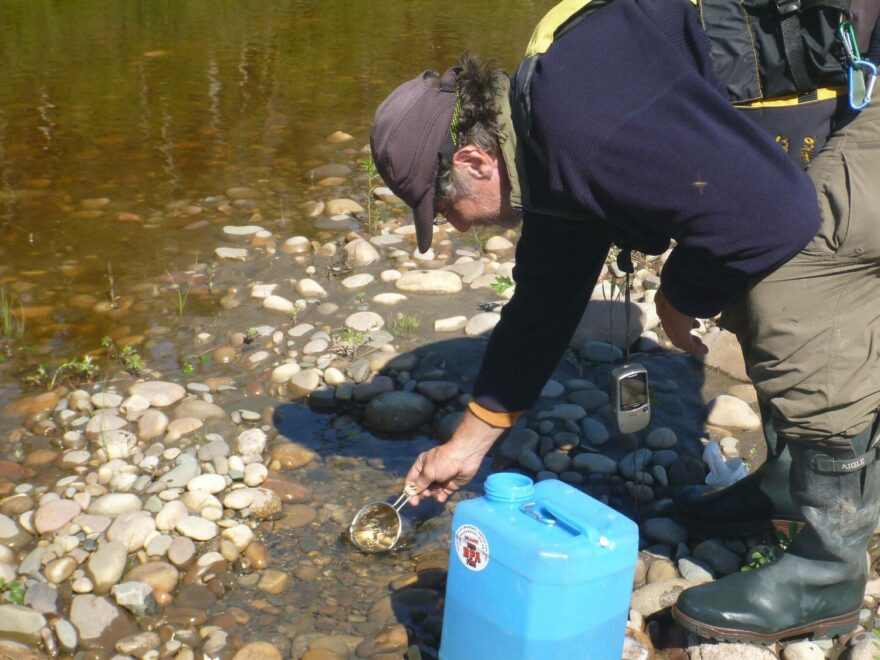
left=676, top=515, right=804, bottom=539
left=671, top=605, right=859, bottom=644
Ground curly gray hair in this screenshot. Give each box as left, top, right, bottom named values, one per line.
left=434, top=52, right=509, bottom=200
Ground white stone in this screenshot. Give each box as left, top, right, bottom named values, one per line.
left=341, top=273, right=375, bottom=289
left=85, top=414, right=126, bottom=437
left=155, top=500, right=188, bottom=532
left=281, top=236, right=311, bottom=255
left=107, top=511, right=156, bottom=552
left=706, top=395, right=762, bottom=432
left=223, top=489, right=256, bottom=510
left=128, top=381, right=186, bottom=408
left=270, top=362, right=301, bottom=384
left=91, top=392, right=123, bottom=409
left=175, top=516, right=219, bottom=541
left=484, top=236, right=514, bottom=251
left=236, top=428, right=267, bottom=458
left=435, top=316, right=468, bottom=333
left=88, top=494, right=142, bottom=517
left=221, top=524, right=255, bottom=551
left=215, top=247, right=248, bottom=260
left=186, top=474, right=227, bottom=494
left=244, top=463, right=268, bottom=487
left=372, top=293, right=407, bottom=305
left=323, top=367, right=346, bottom=386
left=395, top=270, right=462, bottom=294
left=250, top=283, right=277, bottom=299
left=34, top=499, right=82, bottom=535
left=296, top=278, right=327, bottom=298
left=223, top=225, right=263, bottom=238
left=263, top=295, right=295, bottom=313
left=380, top=269, right=402, bottom=282
left=345, top=312, right=384, bottom=332
left=344, top=238, right=381, bottom=266
left=465, top=312, right=501, bottom=337
left=120, top=395, right=151, bottom=417
left=781, top=641, right=826, bottom=660
left=303, top=339, right=329, bottom=355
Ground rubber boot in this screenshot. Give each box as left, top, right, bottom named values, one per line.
left=672, top=422, right=880, bottom=643
left=674, top=401, right=804, bottom=537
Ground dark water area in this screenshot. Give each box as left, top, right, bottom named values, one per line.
left=0, top=1, right=554, bottom=394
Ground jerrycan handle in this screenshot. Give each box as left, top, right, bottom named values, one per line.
left=520, top=502, right=610, bottom=547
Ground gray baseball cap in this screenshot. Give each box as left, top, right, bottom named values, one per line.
left=370, top=67, right=460, bottom=253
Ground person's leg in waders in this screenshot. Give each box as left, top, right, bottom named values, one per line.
left=672, top=102, right=880, bottom=641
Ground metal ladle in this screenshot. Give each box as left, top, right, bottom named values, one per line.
left=349, top=483, right=418, bottom=553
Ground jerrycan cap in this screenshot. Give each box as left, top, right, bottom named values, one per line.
left=485, top=472, right=535, bottom=502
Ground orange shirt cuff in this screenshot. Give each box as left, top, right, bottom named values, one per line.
left=467, top=400, right=524, bottom=428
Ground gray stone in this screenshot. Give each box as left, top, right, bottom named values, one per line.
left=781, top=641, right=825, bottom=660
left=619, top=448, right=653, bottom=479
left=498, top=429, right=540, bottom=465
left=87, top=541, right=128, bottom=594
left=69, top=594, right=136, bottom=650
left=54, top=619, right=78, bottom=653
left=580, top=340, right=623, bottom=363
left=0, top=514, right=20, bottom=541
left=582, top=418, right=610, bottom=445
left=518, top=449, right=545, bottom=473
left=23, top=583, right=60, bottom=614
left=572, top=453, right=617, bottom=475
left=646, top=428, right=677, bottom=450
left=693, top=539, right=742, bottom=576
left=364, top=392, right=435, bottom=433
left=112, top=581, right=158, bottom=616
left=150, top=462, right=199, bottom=492
left=543, top=451, right=572, bottom=473
left=642, top=518, right=688, bottom=545
left=415, top=381, right=458, bottom=402
left=706, top=395, right=761, bottom=432
left=567, top=389, right=610, bottom=411
left=629, top=579, right=691, bottom=617
left=700, top=330, right=749, bottom=382
left=687, top=641, right=777, bottom=659
left=0, top=604, right=46, bottom=645
left=677, top=557, right=715, bottom=583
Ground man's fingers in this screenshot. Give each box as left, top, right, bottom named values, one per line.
left=405, top=451, right=431, bottom=505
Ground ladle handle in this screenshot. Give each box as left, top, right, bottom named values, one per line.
left=392, top=482, right=419, bottom=511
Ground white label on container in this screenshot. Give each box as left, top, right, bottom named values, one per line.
left=454, top=524, right=489, bottom=572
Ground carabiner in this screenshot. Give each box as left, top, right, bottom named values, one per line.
left=839, top=20, right=861, bottom=64
left=849, top=59, right=877, bottom=111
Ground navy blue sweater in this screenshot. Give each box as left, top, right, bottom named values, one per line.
left=472, top=0, right=821, bottom=415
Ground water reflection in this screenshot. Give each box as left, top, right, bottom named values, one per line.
left=0, top=0, right=554, bottom=373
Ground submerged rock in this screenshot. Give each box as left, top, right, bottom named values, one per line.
left=364, top=392, right=435, bottom=433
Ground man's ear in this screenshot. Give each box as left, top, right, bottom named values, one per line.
left=451, top=145, right=497, bottom=180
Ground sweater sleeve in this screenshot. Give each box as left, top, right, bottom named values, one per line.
left=471, top=211, right=612, bottom=414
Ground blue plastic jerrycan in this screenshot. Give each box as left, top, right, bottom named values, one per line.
left=439, top=473, right=639, bottom=660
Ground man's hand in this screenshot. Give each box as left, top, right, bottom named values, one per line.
left=405, top=409, right=504, bottom=505
left=655, top=289, right=708, bottom=356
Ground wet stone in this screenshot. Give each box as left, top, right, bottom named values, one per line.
left=270, top=443, right=317, bottom=470
left=364, top=392, right=435, bottom=433
left=128, top=380, right=186, bottom=408
left=0, top=604, right=46, bottom=645
left=112, top=581, right=158, bottom=616
left=258, top=568, right=291, bottom=594
left=69, top=594, right=137, bottom=651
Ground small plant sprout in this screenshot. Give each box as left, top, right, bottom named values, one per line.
left=0, top=287, right=25, bottom=339
left=355, top=291, right=366, bottom=303
left=361, top=154, right=381, bottom=235
left=291, top=300, right=306, bottom=326
left=389, top=312, right=420, bottom=336
left=0, top=577, right=25, bottom=605
left=741, top=523, right=799, bottom=572
left=103, top=336, right=144, bottom=376
left=490, top=275, right=514, bottom=296
left=165, top=270, right=191, bottom=317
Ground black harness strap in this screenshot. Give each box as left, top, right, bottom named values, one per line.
left=777, top=0, right=851, bottom=96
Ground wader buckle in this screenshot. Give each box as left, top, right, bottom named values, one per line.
left=810, top=424, right=880, bottom=474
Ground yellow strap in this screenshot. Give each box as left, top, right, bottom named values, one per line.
left=736, top=87, right=846, bottom=108
left=468, top=401, right=524, bottom=428
left=526, top=0, right=596, bottom=56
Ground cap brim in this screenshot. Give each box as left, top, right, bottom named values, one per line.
left=413, top=192, right=435, bottom=254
